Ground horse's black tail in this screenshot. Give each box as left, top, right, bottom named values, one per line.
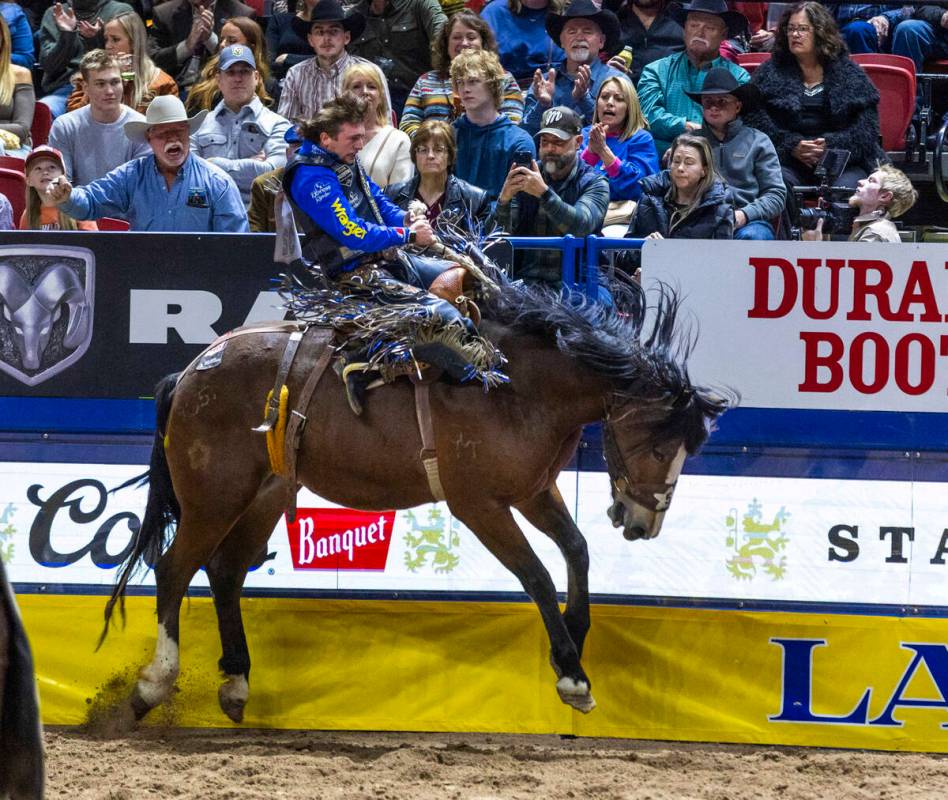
left=99, top=373, right=182, bottom=649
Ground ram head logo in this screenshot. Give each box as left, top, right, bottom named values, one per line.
left=0, top=251, right=94, bottom=387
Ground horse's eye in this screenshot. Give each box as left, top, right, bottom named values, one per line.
left=652, top=447, right=667, bottom=463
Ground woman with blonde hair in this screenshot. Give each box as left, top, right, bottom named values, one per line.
left=20, top=146, right=97, bottom=230
left=581, top=75, right=658, bottom=233
left=66, top=12, right=178, bottom=115
left=342, top=62, right=412, bottom=188
left=186, top=17, right=276, bottom=113
left=0, top=16, right=34, bottom=157
left=626, top=133, right=733, bottom=240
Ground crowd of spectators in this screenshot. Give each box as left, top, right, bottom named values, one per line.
left=0, top=0, right=925, bottom=287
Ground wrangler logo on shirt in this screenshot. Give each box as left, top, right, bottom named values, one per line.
left=331, top=198, right=366, bottom=239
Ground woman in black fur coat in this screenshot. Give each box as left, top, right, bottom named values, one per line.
left=745, top=1, right=885, bottom=196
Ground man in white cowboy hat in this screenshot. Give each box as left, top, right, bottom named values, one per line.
left=191, top=44, right=291, bottom=204
left=523, top=0, right=625, bottom=135
left=637, top=0, right=750, bottom=154
left=277, top=0, right=369, bottom=123
left=46, top=94, right=248, bottom=231
left=687, top=67, right=785, bottom=240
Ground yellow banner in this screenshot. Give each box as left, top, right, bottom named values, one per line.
left=20, top=595, right=948, bottom=751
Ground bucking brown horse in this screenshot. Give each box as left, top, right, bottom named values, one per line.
left=102, top=279, right=731, bottom=721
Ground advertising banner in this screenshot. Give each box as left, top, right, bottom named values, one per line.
left=643, top=240, right=948, bottom=413
left=5, top=460, right=948, bottom=608
left=0, top=234, right=284, bottom=397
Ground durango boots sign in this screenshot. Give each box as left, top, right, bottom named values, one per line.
left=642, top=240, right=948, bottom=413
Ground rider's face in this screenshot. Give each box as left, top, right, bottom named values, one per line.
left=321, top=122, right=366, bottom=164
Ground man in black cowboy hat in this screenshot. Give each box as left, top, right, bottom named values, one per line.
left=347, top=0, right=447, bottom=117
left=687, top=67, right=785, bottom=240
left=637, top=0, right=749, bottom=154
left=277, top=0, right=369, bottom=122
left=522, top=0, right=625, bottom=135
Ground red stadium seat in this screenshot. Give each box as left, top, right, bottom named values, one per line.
left=852, top=57, right=915, bottom=150
left=852, top=53, right=915, bottom=72
left=735, top=51, right=771, bottom=74
left=96, top=217, right=130, bottom=231
left=0, top=167, right=26, bottom=225
left=0, top=155, right=25, bottom=172
left=30, top=102, right=52, bottom=147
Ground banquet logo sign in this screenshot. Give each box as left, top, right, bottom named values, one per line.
left=747, top=257, right=946, bottom=397
left=286, top=508, right=395, bottom=570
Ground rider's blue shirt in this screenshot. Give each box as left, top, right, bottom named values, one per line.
left=287, top=141, right=409, bottom=271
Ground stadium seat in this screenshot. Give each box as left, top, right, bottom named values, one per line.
left=96, top=217, right=130, bottom=231
left=30, top=103, right=52, bottom=147
left=0, top=168, right=26, bottom=224
left=852, top=56, right=916, bottom=150
left=852, top=53, right=916, bottom=72
left=0, top=155, right=25, bottom=172
left=735, top=52, right=772, bottom=74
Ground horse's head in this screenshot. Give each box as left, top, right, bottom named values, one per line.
left=603, top=387, right=732, bottom=541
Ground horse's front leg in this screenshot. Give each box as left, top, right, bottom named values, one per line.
left=452, top=504, right=595, bottom=713
left=515, top=486, right=590, bottom=659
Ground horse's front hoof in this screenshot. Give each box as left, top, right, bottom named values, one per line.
left=218, top=674, right=249, bottom=723
left=556, top=676, right=597, bottom=714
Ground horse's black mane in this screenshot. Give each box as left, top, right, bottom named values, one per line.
left=480, top=273, right=735, bottom=452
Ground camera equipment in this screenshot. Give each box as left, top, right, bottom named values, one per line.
left=790, top=148, right=859, bottom=239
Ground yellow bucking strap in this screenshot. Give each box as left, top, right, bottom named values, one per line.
left=265, top=385, right=290, bottom=476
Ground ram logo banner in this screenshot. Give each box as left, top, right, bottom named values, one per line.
left=286, top=508, right=395, bottom=570
left=0, top=246, right=94, bottom=386
left=725, top=500, right=790, bottom=581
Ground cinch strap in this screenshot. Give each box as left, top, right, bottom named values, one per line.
left=413, top=382, right=446, bottom=502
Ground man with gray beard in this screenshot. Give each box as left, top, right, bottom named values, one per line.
left=46, top=95, right=248, bottom=231
left=522, top=0, right=625, bottom=135
left=605, top=0, right=683, bottom=84
left=494, top=106, right=609, bottom=293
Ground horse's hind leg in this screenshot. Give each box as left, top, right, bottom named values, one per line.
left=516, top=486, right=590, bottom=658
left=205, top=477, right=287, bottom=723
left=453, top=503, right=595, bottom=714
left=131, top=503, right=254, bottom=719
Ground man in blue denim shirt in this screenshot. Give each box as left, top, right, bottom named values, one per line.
left=46, top=95, right=248, bottom=231
left=833, top=4, right=908, bottom=54
left=191, top=45, right=291, bottom=204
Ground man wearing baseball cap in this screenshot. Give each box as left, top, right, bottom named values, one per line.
left=45, top=94, right=248, bottom=231
left=495, top=105, right=609, bottom=291
left=191, top=45, right=291, bottom=204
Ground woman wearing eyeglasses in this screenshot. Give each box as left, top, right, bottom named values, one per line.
left=384, top=119, right=490, bottom=235
left=745, top=1, right=883, bottom=195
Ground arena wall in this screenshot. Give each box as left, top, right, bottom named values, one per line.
left=2, top=233, right=948, bottom=750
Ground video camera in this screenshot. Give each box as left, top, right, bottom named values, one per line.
left=790, top=148, right=859, bottom=239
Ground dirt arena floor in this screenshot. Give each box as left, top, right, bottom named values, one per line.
left=44, top=728, right=948, bottom=800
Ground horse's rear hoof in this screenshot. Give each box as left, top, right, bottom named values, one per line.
left=129, top=690, right=154, bottom=721
left=556, top=676, right=597, bottom=714
left=219, top=675, right=249, bottom=723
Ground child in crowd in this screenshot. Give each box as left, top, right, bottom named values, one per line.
left=20, top=146, right=98, bottom=230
